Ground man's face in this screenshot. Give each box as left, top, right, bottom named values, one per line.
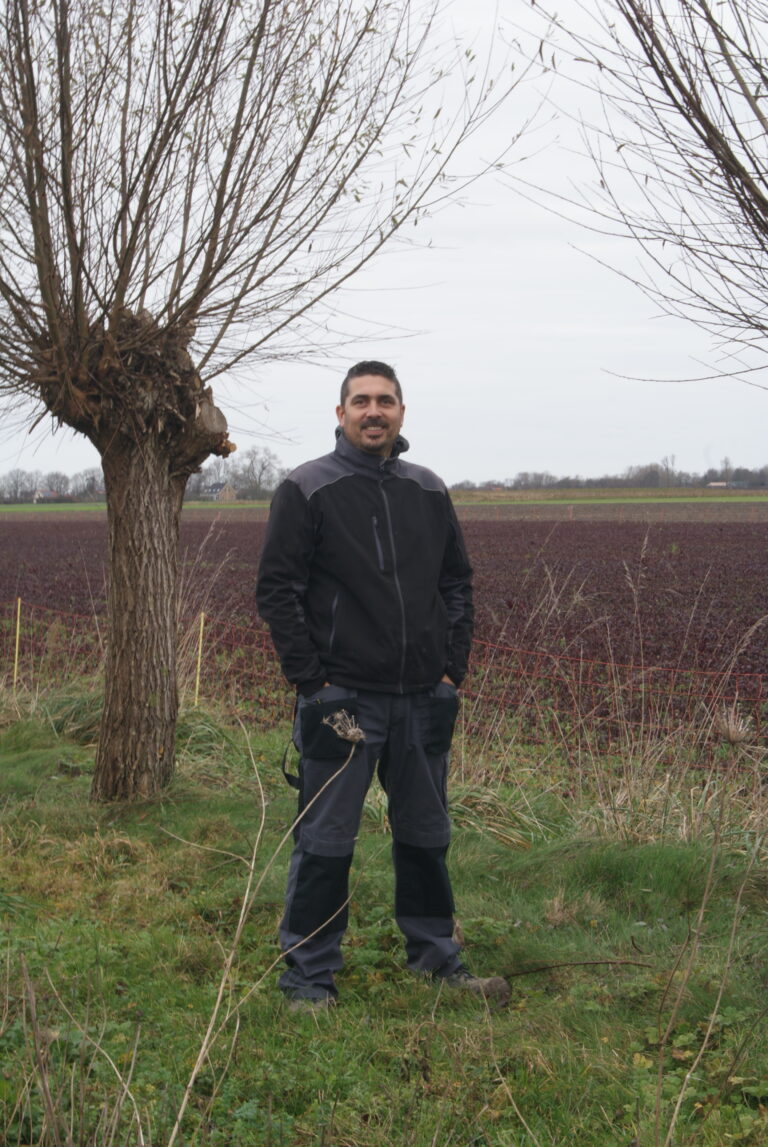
left=336, top=375, right=405, bottom=457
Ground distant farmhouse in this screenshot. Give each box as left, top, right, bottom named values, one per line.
left=32, top=488, right=78, bottom=503
left=199, top=482, right=237, bottom=503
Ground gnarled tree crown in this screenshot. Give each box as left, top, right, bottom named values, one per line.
left=0, top=0, right=517, bottom=461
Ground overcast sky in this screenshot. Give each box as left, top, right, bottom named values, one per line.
left=1, top=1, right=765, bottom=487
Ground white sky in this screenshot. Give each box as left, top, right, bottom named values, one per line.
left=1, top=0, right=765, bottom=487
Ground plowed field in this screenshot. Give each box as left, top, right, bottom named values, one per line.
left=1, top=505, right=766, bottom=675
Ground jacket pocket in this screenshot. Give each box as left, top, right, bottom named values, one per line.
left=296, top=686, right=359, bottom=760
left=425, top=682, right=459, bottom=755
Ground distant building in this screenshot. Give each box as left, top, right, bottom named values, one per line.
left=200, top=482, right=237, bottom=502
left=33, top=489, right=76, bottom=503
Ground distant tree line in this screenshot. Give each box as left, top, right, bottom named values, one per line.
left=450, top=457, right=768, bottom=492
left=0, top=467, right=104, bottom=503
left=3, top=452, right=766, bottom=503
left=0, top=447, right=287, bottom=504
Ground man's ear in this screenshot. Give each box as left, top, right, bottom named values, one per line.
left=335, top=404, right=344, bottom=424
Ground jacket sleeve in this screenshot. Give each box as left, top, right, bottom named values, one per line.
left=255, top=479, right=327, bottom=695
left=440, top=494, right=474, bottom=687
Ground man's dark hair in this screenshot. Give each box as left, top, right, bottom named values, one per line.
left=340, top=361, right=402, bottom=405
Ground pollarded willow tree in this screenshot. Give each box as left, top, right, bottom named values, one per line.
left=0, top=0, right=519, bottom=800
left=531, top=0, right=768, bottom=375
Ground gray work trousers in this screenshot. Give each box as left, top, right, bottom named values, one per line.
left=279, top=683, right=462, bottom=998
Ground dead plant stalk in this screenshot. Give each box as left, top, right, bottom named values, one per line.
left=166, top=714, right=362, bottom=1147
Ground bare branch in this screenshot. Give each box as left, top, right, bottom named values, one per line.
left=523, top=1, right=768, bottom=374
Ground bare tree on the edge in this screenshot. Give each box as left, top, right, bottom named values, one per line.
left=0, top=0, right=518, bottom=800
left=533, top=1, right=768, bottom=374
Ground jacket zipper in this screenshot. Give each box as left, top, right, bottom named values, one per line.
left=380, top=483, right=407, bottom=691
left=371, top=515, right=385, bottom=571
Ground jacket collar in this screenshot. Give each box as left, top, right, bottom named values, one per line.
left=334, top=427, right=410, bottom=475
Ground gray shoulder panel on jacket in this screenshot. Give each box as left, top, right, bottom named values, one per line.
left=286, top=452, right=348, bottom=500
left=285, top=450, right=447, bottom=500
left=395, top=459, right=446, bottom=494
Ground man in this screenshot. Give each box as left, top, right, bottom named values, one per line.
left=256, top=361, right=509, bottom=1009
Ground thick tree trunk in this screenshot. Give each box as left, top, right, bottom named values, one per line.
left=91, top=438, right=187, bottom=800
left=37, top=309, right=233, bottom=801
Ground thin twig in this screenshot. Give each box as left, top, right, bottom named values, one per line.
left=505, top=957, right=653, bottom=978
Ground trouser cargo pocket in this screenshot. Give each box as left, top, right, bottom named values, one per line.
left=425, top=682, right=459, bottom=755
left=296, top=686, right=359, bottom=760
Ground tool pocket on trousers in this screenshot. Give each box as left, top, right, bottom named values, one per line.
left=297, top=687, right=359, bottom=760
left=425, top=683, right=459, bottom=755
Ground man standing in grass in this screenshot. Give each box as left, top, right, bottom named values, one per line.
left=256, top=361, right=509, bottom=1010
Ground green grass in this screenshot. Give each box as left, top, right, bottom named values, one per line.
left=454, top=495, right=768, bottom=505
left=449, top=486, right=768, bottom=502
left=3, top=488, right=768, bottom=515
left=0, top=501, right=107, bottom=512
left=1, top=696, right=767, bottom=1145
left=0, top=499, right=268, bottom=514
left=183, top=499, right=270, bottom=510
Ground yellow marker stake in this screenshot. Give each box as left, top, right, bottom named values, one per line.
left=13, top=597, right=21, bottom=696
left=194, top=612, right=205, bottom=708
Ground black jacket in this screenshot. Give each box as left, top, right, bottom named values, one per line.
left=256, top=430, right=474, bottom=695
